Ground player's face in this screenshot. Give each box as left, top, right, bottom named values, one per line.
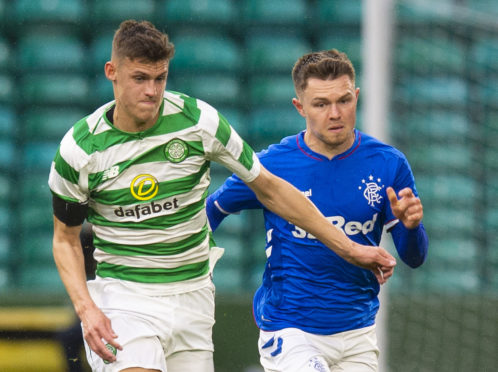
left=293, top=75, right=359, bottom=158
left=106, top=57, right=168, bottom=131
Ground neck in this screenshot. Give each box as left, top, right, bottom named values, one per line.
left=304, top=130, right=356, bottom=160
left=112, top=104, right=158, bottom=133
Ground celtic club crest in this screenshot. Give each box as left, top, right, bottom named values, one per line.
left=165, top=139, right=188, bottom=163
left=358, top=175, right=384, bottom=207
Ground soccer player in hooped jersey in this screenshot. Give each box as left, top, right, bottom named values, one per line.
left=48, top=22, right=396, bottom=372
left=206, top=49, right=429, bottom=372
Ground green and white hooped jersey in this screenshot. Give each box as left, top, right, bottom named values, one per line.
left=49, top=91, right=260, bottom=286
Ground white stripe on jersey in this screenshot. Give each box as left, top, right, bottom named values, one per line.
left=93, top=208, right=207, bottom=245
left=93, top=233, right=210, bottom=269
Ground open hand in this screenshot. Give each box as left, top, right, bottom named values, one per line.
left=80, top=305, right=122, bottom=363
left=386, top=187, right=423, bottom=229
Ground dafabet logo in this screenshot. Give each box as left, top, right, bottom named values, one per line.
left=113, top=173, right=179, bottom=220
left=130, top=174, right=159, bottom=201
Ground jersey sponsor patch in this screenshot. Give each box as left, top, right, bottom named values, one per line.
left=130, top=174, right=159, bottom=201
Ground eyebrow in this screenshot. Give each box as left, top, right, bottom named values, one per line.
left=132, top=70, right=168, bottom=78
left=312, top=92, right=353, bottom=102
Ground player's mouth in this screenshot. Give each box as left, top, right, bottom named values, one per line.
left=328, top=125, right=344, bottom=133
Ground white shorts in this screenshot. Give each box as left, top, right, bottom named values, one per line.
left=83, top=277, right=216, bottom=372
left=258, top=325, right=379, bottom=372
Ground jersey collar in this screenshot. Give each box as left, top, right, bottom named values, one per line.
left=296, top=129, right=361, bottom=161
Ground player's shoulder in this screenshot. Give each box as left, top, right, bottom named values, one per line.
left=58, top=101, right=115, bottom=161
left=359, top=130, right=407, bottom=161
left=163, top=90, right=221, bottom=131
left=258, top=133, right=301, bottom=160
left=163, top=90, right=216, bottom=115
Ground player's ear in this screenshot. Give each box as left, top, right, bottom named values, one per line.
left=292, top=98, right=306, bottom=117
left=105, top=61, right=116, bottom=81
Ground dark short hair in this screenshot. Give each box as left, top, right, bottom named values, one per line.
left=112, top=20, right=175, bottom=62
left=292, top=49, right=355, bottom=95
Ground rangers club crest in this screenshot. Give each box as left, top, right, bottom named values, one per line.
left=359, top=175, right=384, bottom=207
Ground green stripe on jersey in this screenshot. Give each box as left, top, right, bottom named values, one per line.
left=91, top=162, right=210, bottom=205
left=96, top=259, right=209, bottom=283
left=238, top=141, right=255, bottom=171
left=94, top=226, right=209, bottom=256
left=215, top=113, right=232, bottom=146
left=87, top=140, right=205, bottom=190
left=89, top=196, right=207, bottom=229
left=54, top=148, right=79, bottom=184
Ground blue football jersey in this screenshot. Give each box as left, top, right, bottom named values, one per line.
left=208, top=129, right=422, bottom=335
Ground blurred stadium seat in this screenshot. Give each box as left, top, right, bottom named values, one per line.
left=242, top=0, right=307, bottom=27
left=212, top=266, right=243, bottom=292
left=21, top=173, right=53, bottom=206
left=20, top=203, right=53, bottom=231
left=395, top=0, right=456, bottom=23
left=0, top=173, right=10, bottom=204
left=0, top=104, right=15, bottom=136
left=396, top=76, right=468, bottom=105
left=91, top=0, right=156, bottom=24
left=248, top=106, right=304, bottom=150
left=245, top=33, right=311, bottom=73
left=0, top=74, right=14, bottom=103
left=406, top=143, right=473, bottom=171
left=90, top=75, right=114, bottom=106
left=393, top=110, right=470, bottom=140
left=171, top=33, right=242, bottom=73
left=10, top=0, right=86, bottom=25
left=471, top=36, right=498, bottom=68
left=217, top=107, right=247, bottom=138
left=318, top=33, right=362, bottom=70
left=466, top=0, right=498, bottom=16
left=23, top=107, right=85, bottom=140
left=0, top=0, right=5, bottom=20
left=315, top=0, right=362, bottom=23
left=416, top=173, right=477, bottom=200
left=479, top=77, right=498, bottom=105
left=414, top=267, right=480, bottom=292
left=20, top=233, right=54, bottom=264
left=18, top=264, right=65, bottom=291
left=161, top=0, right=236, bottom=25
left=175, top=73, right=241, bottom=106
left=88, top=31, right=114, bottom=73
left=22, top=141, right=59, bottom=171
left=0, top=36, right=12, bottom=70
left=396, top=35, right=466, bottom=73
left=249, top=75, right=295, bottom=105
left=429, top=238, right=478, bottom=263
left=21, top=73, right=90, bottom=105
left=0, top=139, right=15, bottom=171
left=0, top=206, right=9, bottom=233
left=17, top=33, right=85, bottom=72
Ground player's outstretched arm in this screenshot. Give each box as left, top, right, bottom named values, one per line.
left=52, top=217, right=122, bottom=362
left=246, top=166, right=396, bottom=283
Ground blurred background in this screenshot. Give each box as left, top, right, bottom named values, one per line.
left=0, top=0, right=496, bottom=371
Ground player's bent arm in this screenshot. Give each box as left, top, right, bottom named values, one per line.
left=52, top=216, right=121, bottom=362
left=245, top=166, right=396, bottom=282
left=390, top=222, right=428, bottom=268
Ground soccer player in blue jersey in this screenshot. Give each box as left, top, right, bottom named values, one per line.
left=50, top=22, right=396, bottom=372
left=206, top=49, right=428, bottom=372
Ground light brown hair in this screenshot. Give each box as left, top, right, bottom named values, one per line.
left=112, top=20, right=175, bottom=62
left=292, top=49, right=356, bottom=95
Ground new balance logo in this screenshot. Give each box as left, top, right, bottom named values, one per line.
left=102, top=166, right=119, bottom=181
